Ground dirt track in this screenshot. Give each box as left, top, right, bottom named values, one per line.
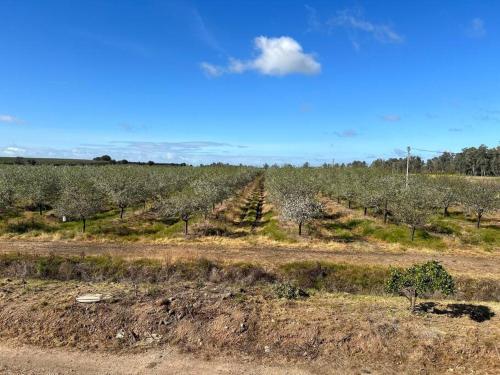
left=0, top=240, right=498, bottom=278
left=0, top=343, right=311, bottom=375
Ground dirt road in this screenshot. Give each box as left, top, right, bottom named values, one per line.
left=0, top=343, right=312, bottom=375
left=0, top=240, right=498, bottom=278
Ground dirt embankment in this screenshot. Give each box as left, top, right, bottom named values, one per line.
left=0, top=278, right=498, bottom=375
left=0, top=239, right=498, bottom=279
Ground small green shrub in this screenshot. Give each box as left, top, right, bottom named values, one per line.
left=386, top=261, right=455, bottom=312
left=273, top=282, right=308, bottom=299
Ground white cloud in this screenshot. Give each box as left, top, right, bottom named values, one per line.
left=466, top=18, right=486, bottom=38
left=2, top=146, right=26, bottom=155
left=201, top=36, right=321, bottom=77
left=381, top=114, right=401, bottom=122
left=0, top=114, right=22, bottom=124
left=200, top=62, right=224, bottom=77
left=328, top=9, right=404, bottom=44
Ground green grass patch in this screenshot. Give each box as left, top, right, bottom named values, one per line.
left=460, top=227, right=500, bottom=250
left=359, top=221, right=446, bottom=250
left=279, top=261, right=389, bottom=294
left=260, top=212, right=292, bottom=242
left=428, top=216, right=462, bottom=235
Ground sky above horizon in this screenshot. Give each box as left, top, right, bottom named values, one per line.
left=1, top=0, right=499, bottom=165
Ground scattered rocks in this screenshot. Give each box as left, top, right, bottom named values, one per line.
left=115, top=330, right=125, bottom=339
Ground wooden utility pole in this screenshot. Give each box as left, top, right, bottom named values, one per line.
left=405, top=146, right=411, bottom=188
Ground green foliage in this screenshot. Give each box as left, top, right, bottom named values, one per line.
left=273, top=282, right=308, bottom=299
left=386, top=261, right=455, bottom=311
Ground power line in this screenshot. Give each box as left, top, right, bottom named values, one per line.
left=411, top=148, right=457, bottom=155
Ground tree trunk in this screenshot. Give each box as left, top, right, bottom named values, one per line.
left=364, top=207, right=367, bottom=216
left=410, top=295, right=417, bottom=312
left=404, top=289, right=417, bottom=312
left=444, top=206, right=449, bottom=217
left=39, top=205, right=43, bottom=216
left=120, top=207, right=125, bottom=220
left=337, top=197, right=341, bottom=204
left=384, top=202, right=388, bottom=223
left=477, top=213, right=482, bottom=228
left=298, top=221, right=302, bottom=236
left=411, top=226, right=416, bottom=241
left=348, top=200, right=351, bottom=209
left=82, top=218, right=86, bottom=233
left=183, top=219, right=189, bottom=235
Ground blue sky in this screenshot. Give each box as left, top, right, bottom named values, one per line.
left=0, top=0, right=499, bottom=165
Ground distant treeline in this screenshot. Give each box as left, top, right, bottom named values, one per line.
left=0, top=155, right=189, bottom=167
left=353, top=145, right=498, bottom=176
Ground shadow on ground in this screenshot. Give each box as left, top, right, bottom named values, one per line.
left=418, top=302, right=495, bottom=322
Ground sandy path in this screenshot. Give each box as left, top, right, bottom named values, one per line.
left=0, top=240, right=498, bottom=278
left=0, top=343, right=313, bottom=375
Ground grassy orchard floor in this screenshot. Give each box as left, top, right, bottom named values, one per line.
left=0, top=180, right=498, bottom=251
left=0, top=176, right=498, bottom=281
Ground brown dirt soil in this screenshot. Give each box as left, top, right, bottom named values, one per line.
left=0, top=343, right=311, bottom=375
left=0, top=278, right=498, bottom=374
left=0, top=239, right=498, bottom=279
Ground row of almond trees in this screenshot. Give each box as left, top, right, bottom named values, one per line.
left=0, top=165, right=258, bottom=233
left=266, top=167, right=499, bottom=239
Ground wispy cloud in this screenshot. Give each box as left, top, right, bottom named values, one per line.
left=305, top=7, right=404, bottom=50
left=190, top=7, right=225, bottom=54
left=0, top=114, right=23, bottom=124
left=476, top=108, right=500, bottom=122
left=305, top=5, right=322, bottom=32
left=465, top=18, right=486, bottom=38
left=201, top=36, right=320, bottom=77
left=380, top=114, right=401, bottom=122
left=448, top=128, right=463, bottom=132
left=393, top=148, right=407, bottom=157
left=1, top=146, right=26, bottom=155
left=328, top=9, right=404, bottom=44
left=334, top=129, right=358, bottom=138
left=0, top=141, right=247, bottom=164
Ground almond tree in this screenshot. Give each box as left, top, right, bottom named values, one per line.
left=0, top=170, right=15, bottom=216
left=20, top=166, right=61, bottom=215
left=55, top=167, right=105, bottom=232
left=281, top=194, right=323, bottom=235
left=429, top=176, right=463, bottom=217
left=157, top=190, right=203, bottom=235
left=392, top=179, right=434, bottom=240
left=372, top=174, right=404, bottom=223
left=462, top=180, right=499, bottom=228
left=96, top=166, right=141, bottom=219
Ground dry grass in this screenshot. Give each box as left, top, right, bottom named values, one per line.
left=0, top=277, right=498, bottom=374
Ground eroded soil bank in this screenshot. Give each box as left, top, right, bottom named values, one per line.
left=0, top=278, right=498, bottom=375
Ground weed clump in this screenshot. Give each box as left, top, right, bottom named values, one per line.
left=273, top=282, right=308, bottom=299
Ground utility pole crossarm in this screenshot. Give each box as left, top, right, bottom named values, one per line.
left=406, top=146, right=411, bottom=188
